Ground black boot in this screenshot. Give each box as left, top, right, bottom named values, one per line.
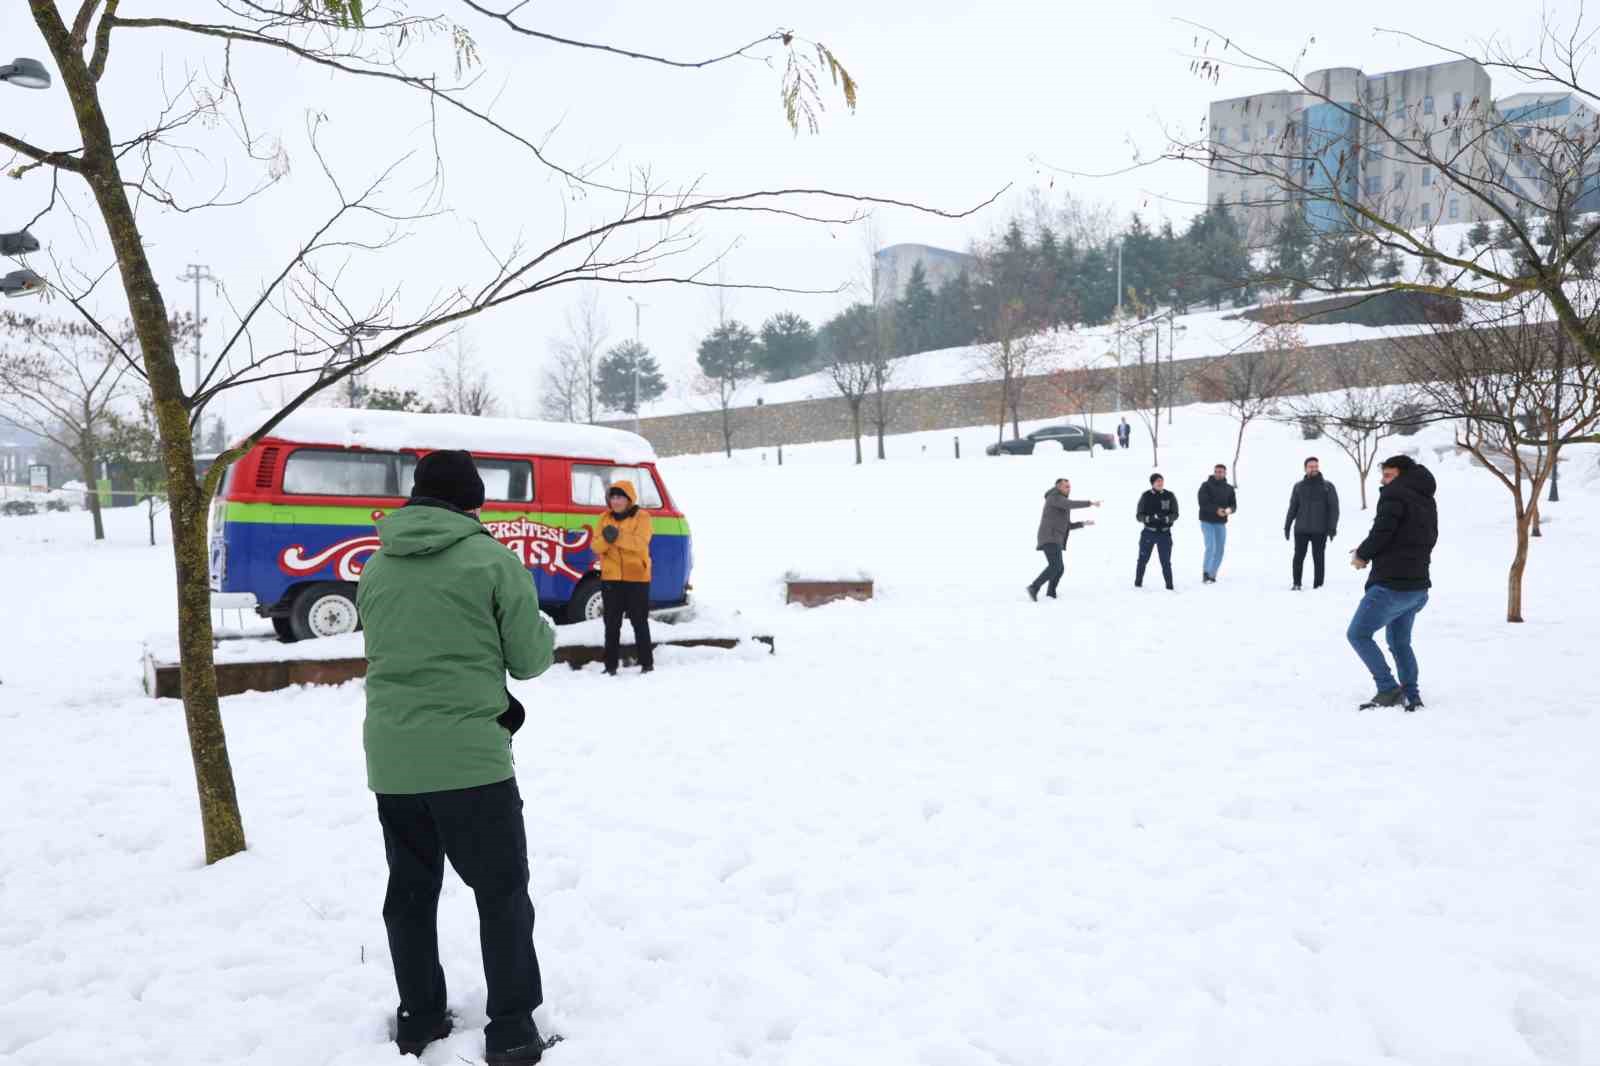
left=1026, top=585, right=1039, bottom=602
left=486, top=1024, right=551, bottom=1066
left=396, top=1015, right=452, bottom=1057
left=1359, top=687, right=1406, bottom=709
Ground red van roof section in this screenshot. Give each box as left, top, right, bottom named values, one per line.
left=236, top=407, right=657, bottom=465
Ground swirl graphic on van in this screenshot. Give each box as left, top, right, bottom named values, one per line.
left=277, top=516, right=595, bottom=582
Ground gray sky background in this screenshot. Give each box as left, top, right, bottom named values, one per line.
left=1, top=0, right=1559, bottom=429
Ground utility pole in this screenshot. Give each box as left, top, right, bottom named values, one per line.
left=177, top=263, right=217, bottom=397
left=1114, top=241, right=1124, bottom=416
left=626, top=296, right=645, bottom=435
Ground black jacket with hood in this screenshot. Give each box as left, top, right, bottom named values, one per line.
left=1355, top=463, right=1438, bottom=590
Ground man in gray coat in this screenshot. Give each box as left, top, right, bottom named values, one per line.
left=1027, top=478, right=1101, bottom=601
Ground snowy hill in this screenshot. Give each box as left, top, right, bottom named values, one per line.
left=2, top=398, right=1598, bottom=1066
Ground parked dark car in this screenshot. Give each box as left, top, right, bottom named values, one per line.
left=986, top=424, right=1116, bottom=456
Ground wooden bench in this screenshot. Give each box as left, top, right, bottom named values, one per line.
left=785, top=579, right=874, bottom=607
left=143, top=636, right=776, bottom=699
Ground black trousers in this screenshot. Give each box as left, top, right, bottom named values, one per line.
left=1293, top=532, right=1328, bottom=588
left=376, top=778, right=542, bottom=1054
left=1030, top=544, right=1066, bottom=596
left=1136, top=528, right=1174, bottom=587
left=602, top=580, right=653, bottom=672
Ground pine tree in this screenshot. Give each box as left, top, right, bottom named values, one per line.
left=362, top=387, right=437, bottom=413
left=597, top=340, right=667, bottom=413
left=930, top=271, right=980, bottom=349
left=895, top=263, right=938, bottom=355
left=1466, top=220, right=1493, bottom=248
left=1267, top=207, right=1316, bottom=297
left=1379, top=248, right=1404, bottom=281
left=757, top=311, right=819, bottom=381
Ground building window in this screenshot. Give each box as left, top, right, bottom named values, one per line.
left=1449, top=198, right=1460, bottom=220
left=1393, top=98, right=1406, bottom=118
left=1421, top=203, right=1433, bottom=222
left=1422, top=168, right=1434, bottom=187
left=1393, top=172, right=1405, bottom=191
left=1215, top=127, right=1226, bottom=144
left=1266, top=121, right=1277, bottom=140
left=1452, top=91, right=1464, bottom=111
left=1364, top=175, right=1382, bottom=196
left=1423, top=95, right=1435, bottom=115
left=1241, top=124, right=1252, bottom=141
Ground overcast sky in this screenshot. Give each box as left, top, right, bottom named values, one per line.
left=1, top=1, right=1562, bottom=430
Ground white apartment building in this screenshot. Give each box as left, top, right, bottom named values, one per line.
left=1207, top=59, right=1558, bottom=240
left=871, top=243, right=977, bottom=304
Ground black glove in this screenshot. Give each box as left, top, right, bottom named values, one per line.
left=602, top=525, right=619, bottom=544
left=1329, top=529, right=1337, bottom=540
left=498, top=689, right=526, bottom=735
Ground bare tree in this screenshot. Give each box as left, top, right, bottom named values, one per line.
left=861, top=215, right=898, bottom=459
left=1281, top=348, right=1404, bottom=510
left=820, top=303, right=876, bottom=464
left=7, top=1, right=996, bottom=865
left=1122, top=325, right=1165, bottom=467
left=103, top=396, right=167, bottom=547
left=0, top=313, right=169, bottom=539
left=1148, top=14, right=1600, bottom=373
left=973, top=228, right=1059, bottom=440
left=1044, top=354, right=1106, bottom=459
left=1196, top=302, right=1304, bottom=484
left=1399, top=293, right=1600, bottom=622
left=547, top=293, right=609, bottom=424
left=430, top=333, right=498, bottom=416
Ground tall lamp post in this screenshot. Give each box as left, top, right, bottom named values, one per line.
left=178, top=263, right=218, bottom=395
left=1110, top=241, right=1125, bottom=415
left=336, top=325, right=383, bottom=406
left=625, top=295, right=646, bottom=435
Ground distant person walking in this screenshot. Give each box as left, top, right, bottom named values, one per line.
left=1135, top=473, right=1179, bottom=590
left=1117, top=418, right=1132, bottom=450
left=1347, top=455, right=1438, bottom=711
left=1027, top=478, right=1101, bottom=601
left=1196, top=463, right=1237, bottom=583
left=591, top=480, right=655, bottom=675
left=1285, top=456, right=1340, bottom=590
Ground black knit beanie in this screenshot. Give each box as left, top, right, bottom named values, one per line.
left=411, top=449, right=485, bottom=511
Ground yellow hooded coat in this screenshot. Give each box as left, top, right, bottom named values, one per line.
left=591, top=479, right=653, bottom=582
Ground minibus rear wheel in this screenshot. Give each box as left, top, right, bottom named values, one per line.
left=289, top=582, right=362, bottom=641
left=566, top=578, right=605, bottom=624
left=271, top=617, right=296, bottom=642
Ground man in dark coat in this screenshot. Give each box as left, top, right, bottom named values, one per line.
left=1027, top=478, right=1100, bottom=601
left=1346, top=455, right=1438, bottom=711
left=1117, top=418, right=1132, bottom=449
left=1135, top=473, right=1180, bottom=590
left=1285, top=456, right=1340, bottom=590
left=1197, top=463, right=1237, bottom=583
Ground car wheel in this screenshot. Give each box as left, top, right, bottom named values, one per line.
left=271, top=616, right=296, bottom=643
left=566, top=579, right=605, bottom=624
left=289, top=583, right=361, bottom=641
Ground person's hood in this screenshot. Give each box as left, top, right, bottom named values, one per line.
left=376, top=501, right=486, bottom=557
left=1394, top=464, right=1437, bottom=499
left=609, top=480, right=638, bottom=506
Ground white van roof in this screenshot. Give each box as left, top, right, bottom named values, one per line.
left=239, top=407, right=657, bottom=465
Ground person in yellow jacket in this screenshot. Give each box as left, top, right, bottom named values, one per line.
left=591, top=480, right=654, bottom=675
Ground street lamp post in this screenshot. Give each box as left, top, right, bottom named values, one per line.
left=0, top=269, right=45, bottom=297
left=178, top=263, right=217, bottom=395
left=0, top=58, right=51, bottom=90
left=625, top=295, right=646, bottom=435
left=1112, top=241, right=1125, bottom=415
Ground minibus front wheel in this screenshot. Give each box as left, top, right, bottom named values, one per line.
left=289, top=582, right=362, bottom=641
left=565, top=578, right=606, bottom=625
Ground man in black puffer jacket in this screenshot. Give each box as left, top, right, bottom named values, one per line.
left=1346, top=455, right=1438, bottom=711
left=1135, top=473, right=1180, bottom=590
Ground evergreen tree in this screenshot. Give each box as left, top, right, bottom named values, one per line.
left=697, top=321, right=759, bottom=384
left=596, top=339, right=667, bottom=413
left=1267, top=207, right=1316, bottom=297
left=930, top=271, right=980, bottom=349
left=757, top=311, right=819, bottom=381
left=362, top=387, right=437, bottom=413
left=1379, top=248, right=1404, bottom=281
left=1466, top=220, right=1493, bottom=248
left=895, top=262, right=938, bottom=355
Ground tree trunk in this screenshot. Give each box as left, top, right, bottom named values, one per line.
left=721, top=400, right=733, bottom=458
left=37, top=0, right=245, bottom=863
left=1530, top=499, right=1542, bottom=538
left=148, top=499, right=156, bottom=547
left=1232, top=418, right=1248, bottom=487
left=851, top=402, right=863, bottom=465
left=80, top=451, right=105, bottom=541
left=1508, top=509, right=1532, bottom=623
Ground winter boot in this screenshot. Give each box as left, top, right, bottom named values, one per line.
left=1359, top=687, right=1406, bottom=710
left=486, top=1025, right=554, bottom=1066
left=1404, top=697, right=1424, bottom=713
left=396, top=1015, right=452, bottom=1057
left=1026, top=585, right=1039, bottom=602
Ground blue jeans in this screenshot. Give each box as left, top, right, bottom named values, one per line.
left=1201, top=522, right=1227, bottom=576
left=1346, top=586, right=1429, bottom=700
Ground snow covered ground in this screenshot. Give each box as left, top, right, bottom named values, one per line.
left=3, top=403, right=1599, bottom=1066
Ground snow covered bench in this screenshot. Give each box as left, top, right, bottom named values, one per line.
left=785, top=578, right=874, bottom=607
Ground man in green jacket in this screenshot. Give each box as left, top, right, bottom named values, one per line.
left=358, top=449, right=556, bottom=1065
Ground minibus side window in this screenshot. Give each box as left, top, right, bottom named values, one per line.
left=282, top=449, right=399, bottom=496
left=475, top=459, right=534, bottom=502
left=571, top=463, right=662, bottom=508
